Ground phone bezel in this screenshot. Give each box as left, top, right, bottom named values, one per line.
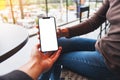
left=38, top=16, right=58, bottom=52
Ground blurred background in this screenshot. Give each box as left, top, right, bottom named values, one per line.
left=0, top=0, right=103, bottom=28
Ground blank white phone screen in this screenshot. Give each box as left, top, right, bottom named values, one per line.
left=39, top=17, right=58, bottom=52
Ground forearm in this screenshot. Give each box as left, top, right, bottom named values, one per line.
left=67, top=20, right=92, bottom=37
left=67, top=15, right=106, bottom=38
left=18, top=59, right=43, bottom=80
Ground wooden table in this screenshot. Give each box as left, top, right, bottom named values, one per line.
left=0, top=23, right=29, bottom=63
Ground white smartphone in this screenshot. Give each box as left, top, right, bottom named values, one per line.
left=38, top=17, right=58, bottom=52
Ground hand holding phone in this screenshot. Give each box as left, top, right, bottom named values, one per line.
left=38, top=17, right=58, bottom=52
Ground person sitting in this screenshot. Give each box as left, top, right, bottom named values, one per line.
left=39, top=0, right=120, bottom=80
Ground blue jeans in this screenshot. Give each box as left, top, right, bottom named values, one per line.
left=39, top=37, right=119, bottom=80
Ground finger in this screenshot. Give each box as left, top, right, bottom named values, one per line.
left=37, top=31, right=40, bottom=40
left=33, top=44, right=40, bottom=52
left=36, top=25, right=40, bottom=35
left=36, top=25, right=39, bottom=28
left=45, top=52, right=53, bottom=57
left=31, top=44, right=41, bottom=56
left=57, top=28, right=61, bottom=38
left=50, top=47, right=62, bottom=63
left=35, top=43, right=42, bottom=53
left=57, top=28, right=60, bottom=33
left=37, top=35, right=40, bottom=40
left=38, top=31, right=40, bottom=35
left=36, top=43, right=40, bottom=49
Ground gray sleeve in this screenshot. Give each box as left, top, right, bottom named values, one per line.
left=0, top=70, right=33, bottom=80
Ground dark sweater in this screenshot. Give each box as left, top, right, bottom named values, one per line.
left=67, top=0, right=120, bottom=75
left=0, top=70, right=33, bottom=80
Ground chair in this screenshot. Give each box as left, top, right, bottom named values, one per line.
left=79, top=5, right=90, bottom=22
left=76, top=0, right=90, bottom=22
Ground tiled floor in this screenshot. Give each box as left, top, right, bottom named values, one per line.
left=60, top=69, right=91, bottom=80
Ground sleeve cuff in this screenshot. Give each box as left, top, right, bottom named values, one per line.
left=0, top=70, right=33, bottom=80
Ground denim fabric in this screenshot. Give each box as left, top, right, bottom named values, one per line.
left=39, top=37, right=119, bottom=80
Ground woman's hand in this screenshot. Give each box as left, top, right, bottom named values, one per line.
left=36, top=25, right=69, bottom=38
left=57, top=28, right=69, bottom=38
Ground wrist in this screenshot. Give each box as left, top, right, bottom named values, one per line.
left=19, top=59, right=42, bottom=80
left=60, top=28, right=69, bottom=37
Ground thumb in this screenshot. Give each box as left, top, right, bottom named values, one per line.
left=50, top=47, right=62, bottom=63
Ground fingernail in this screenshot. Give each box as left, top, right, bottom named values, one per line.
left=59, top=47, right=62, bottom=50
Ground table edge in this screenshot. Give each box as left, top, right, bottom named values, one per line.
left=0, top=37, right=29, bottom=63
